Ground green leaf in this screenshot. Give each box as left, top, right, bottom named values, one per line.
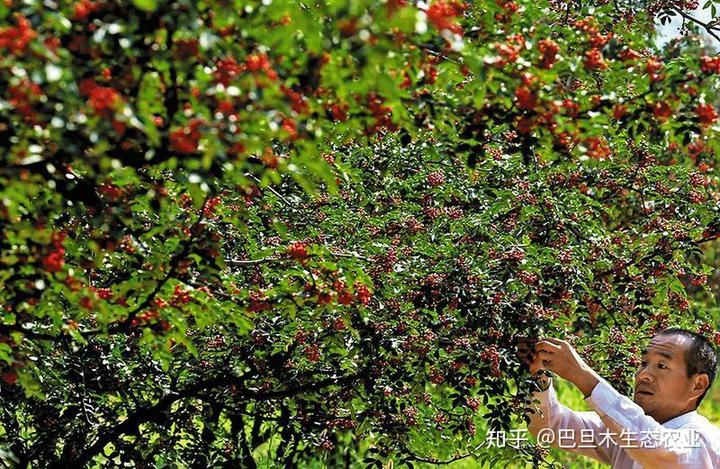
left=137, top=72, right=165, bottom=146
left=0, top=343, right=13, bottom=365
left=132, top=0, right=157, bottom=12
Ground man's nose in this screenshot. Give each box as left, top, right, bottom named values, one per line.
left=636, top=365, right=654, bottom=382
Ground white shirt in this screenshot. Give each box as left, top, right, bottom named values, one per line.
left=528, top=378, right=720, bottom=468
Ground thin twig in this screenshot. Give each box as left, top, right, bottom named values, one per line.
left=672, top=7, right=720, bottom=44
left=226, top=256, right=282, bottom=265
left=408, top=450, right=473, bottom=465
left=244, top=172, right=293, bottom=207
left=226, top=250, right=371, bottom=266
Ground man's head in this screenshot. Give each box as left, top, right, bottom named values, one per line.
left=633, top=328, right=718, bottom=423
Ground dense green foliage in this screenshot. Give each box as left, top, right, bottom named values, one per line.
left=1, top=0, right=720, bottom=467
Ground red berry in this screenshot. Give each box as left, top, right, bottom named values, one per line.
left=652, top=101, right=673, bottom=121
left=696, top=104, right=717, bottom=126
left=426, top=170, right=446, bottom=187
left=700, top=55, right=720, bottom=74
left=1, top=372, right=17, bottom=385
left=583, top=48, right=607, bottom=71
left=515, top=85, right=537, bottom=110
left=537, top=38, right=559, bottom=69
left=304, top=344, right=320, bottom=362
left=427, top=0, right=464, bottom=35
left=355, top=283, right=372, bottom=305
left=287, top=242, right=309, bottom=260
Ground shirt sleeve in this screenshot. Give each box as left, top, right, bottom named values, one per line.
left=585, top=378, right=715, bottom=468
left=527, top=379, right=614, bottom=464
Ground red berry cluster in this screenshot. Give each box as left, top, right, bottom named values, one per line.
left=584, top=48, right=607, bottom=71
left=317, top=437, right=334, bottom=451
left=479, top=345, right=502, bottom=377
left=668, top=291, right=690, bottom=311
left=203, top=196, right=222, bottom=217
left=699, top=322, right=714, bottom=336
left=73, top=0, right=104, bottom=21
left=689, top=171, right=708, bottom=187
left=575, top=17, right=611, bottom=71
left=287, top=241, right=309, bottom=260
left=691, top=274, right=708, bottom=286
left=608, top=327, right=625, bottom=344
left=700, top=55, right=720, bottom=74
left=585, top=136, right=611, bottom=160
left=304, top=343, right=320, bottom=362
left=0, top=14, right=36, bottom=55
left=427, top=170, right=446, bottom=187
left=537, top=38, right=559, bottom=69
left=79, top=297, right=93, bottom=311
left=403, top=406, right=419, bottom=425
left=465, top=396, right=481, bottom=411
left=326, top=418, right=355, bottom=430
left=427, top=0, right=466, bottom=35
left=131, top=309, right=159, bottom=327
left=494, top=34, right=525, bottom=66
left=280, top=85, right=309, bottom=114
left=214, top=57, right=243, bottom=86
left=248, top=290, right=269, bottom=312
left=503, top=247, right=525, bottom=262
left=517, top=271, right=538, bottom=285
left=366, top=93, right=397, bottom=134
left=98, top=183, right=124, bottom=201
left=695, top=104, right=717, bottom=126
left=652, top=101, right=673, bottom=121
left=688, top=190, right=705, bottom=204
left=1, top=371, right=18, bottom=386
left=169, top=119, right=204, bottom=154
left=515, top=85, right=538, bottom=110
left=172, top=38, right=200, bottom=60
left=170, top=285, right=192, bottom=307
left=42, top=232, right=66, bottom=274
left=355, top=283, right=372, bottom=305
left=329, top=102, right=348, bottom=121
left=78, top=79, right=122, bottom=117
left=96, top=288, right=112, bottom=300
left=245, top=53, right=277, bottom=80
left=7, top=80, right=43, bottom=123
left=645, top=58, right=664, bottom=82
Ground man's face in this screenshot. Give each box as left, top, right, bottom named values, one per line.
left=633, top=333, right=699, bottom=423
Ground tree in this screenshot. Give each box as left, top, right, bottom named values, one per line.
left=1, top=0, right=719, bottom=466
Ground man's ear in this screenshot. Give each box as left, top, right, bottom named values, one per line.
left=691, top=373, right=710, bottom=401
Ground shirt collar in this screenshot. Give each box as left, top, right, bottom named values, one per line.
left=662, top=410, right=699, bottom=428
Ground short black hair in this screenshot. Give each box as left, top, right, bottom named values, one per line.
left=656, top=328, right=718, bottom=407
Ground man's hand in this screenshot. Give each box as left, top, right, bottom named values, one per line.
left=518, top=337, right=601, bottom=398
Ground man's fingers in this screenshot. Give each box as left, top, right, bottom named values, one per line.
left=534, top=341, right=561, bottom=353
left=535, top=350, right=554, bottom=361
left=515, top=348, right=535, bottom=365
left=535, top=345, right=561, bottom=353
left=543, top=337, right=568, bottom=347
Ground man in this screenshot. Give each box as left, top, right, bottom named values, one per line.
left=519, top=328, right=720, bottom=468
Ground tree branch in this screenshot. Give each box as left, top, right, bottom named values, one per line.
left=57, top=368, right=367, bottom=467
left=673, top=7, right=720, bottom=45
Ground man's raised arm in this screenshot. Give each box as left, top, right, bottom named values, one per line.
left=525, top=375, right=613, bottom=464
